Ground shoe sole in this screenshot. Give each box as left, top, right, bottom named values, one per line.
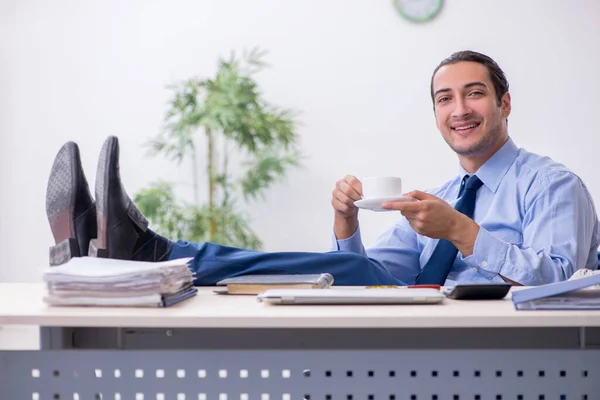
left=89, top=136, right=148, bottom=259
left=46, top=142, right=83, bottom=266
left=89, top=137, right=111, bottom=258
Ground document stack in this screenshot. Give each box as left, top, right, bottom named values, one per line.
left=43, top=256, right=197, bottom=307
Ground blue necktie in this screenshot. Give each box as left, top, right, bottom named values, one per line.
left=414, top=174, right=484, bottom=285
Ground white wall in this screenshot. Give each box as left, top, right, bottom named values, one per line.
left=1, top=0, right=599, bottom=282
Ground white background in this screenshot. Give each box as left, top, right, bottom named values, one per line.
left=1, top=0, right=599, bottom=282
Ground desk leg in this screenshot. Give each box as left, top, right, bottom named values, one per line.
left=40, top=327, right=75, bottom=350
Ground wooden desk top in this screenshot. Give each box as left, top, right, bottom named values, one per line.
left=1, top=283, right=599, bottom=328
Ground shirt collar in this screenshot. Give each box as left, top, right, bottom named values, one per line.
left=457, top=137, right=519, bottom=193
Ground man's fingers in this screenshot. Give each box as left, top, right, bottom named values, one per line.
left=343, top=175, right=363, bottom=192
left=332, top=197, right=356, bottom=215
left=403, top=190, right=438, bottom=201
left=337, top=179, right=362, bottom=201
left=333, top=191, right=357, bottom=209
left=400, top=210, right=419, bottom=219
left=381, top=200, right=422, bottom=212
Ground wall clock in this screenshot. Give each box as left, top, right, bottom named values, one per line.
left=393, top=0, right=444, bottom=23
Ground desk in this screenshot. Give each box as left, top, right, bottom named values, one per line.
left=1, top=283, right=599, bottom=399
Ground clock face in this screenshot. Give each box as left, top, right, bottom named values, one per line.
left=393, top=0, right=444, bottom=23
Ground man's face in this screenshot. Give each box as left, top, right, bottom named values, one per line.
left=432, top=61, right=511, bottom=158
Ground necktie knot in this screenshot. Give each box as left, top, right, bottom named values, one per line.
left=457, top=175, right=483, bottom=198
left=464, top=174, right=483, bottom=191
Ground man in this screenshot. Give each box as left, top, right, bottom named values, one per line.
left=332, top=50, right=600, bottom=286
left=46, top=50, right=600, bottom=286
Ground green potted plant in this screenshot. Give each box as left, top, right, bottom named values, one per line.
left=135, top=48, right=302, bottom=250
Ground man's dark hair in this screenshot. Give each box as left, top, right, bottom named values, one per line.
left=430, top=50, right=509, bottom=107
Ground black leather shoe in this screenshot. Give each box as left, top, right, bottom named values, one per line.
left=89, top=136, right=172, bottom=261
left=46, top=142, right=97, bottom=266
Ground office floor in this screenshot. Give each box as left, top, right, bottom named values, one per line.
left=0, top=325, right=40, bottom=350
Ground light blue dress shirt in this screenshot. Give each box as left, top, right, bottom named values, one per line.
left=332, top=137, right=600, bottom=285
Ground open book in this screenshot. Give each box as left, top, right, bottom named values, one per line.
left=216, top=273, right=334, bottom=295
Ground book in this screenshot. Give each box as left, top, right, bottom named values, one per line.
left=511, top=270, right=600, bottom=310
left=216, top=273, right=334, bottom=295
left=42, top=256, right=197, bottom=307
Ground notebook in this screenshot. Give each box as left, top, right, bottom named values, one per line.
left=256, top=288, right=445, bottom=305
left=216, top=273, right=334, bottom=295
left=511, top=270, right=600, bottom=310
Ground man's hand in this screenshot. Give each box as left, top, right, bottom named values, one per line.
left=332, top=175, right=363, bottom=239
left=382, top=190, right=480, bottom=256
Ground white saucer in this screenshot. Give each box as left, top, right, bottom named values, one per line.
left=354, top=196, right=417, bottom=212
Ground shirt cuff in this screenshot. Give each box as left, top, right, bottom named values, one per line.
left=331, top=225, right=365, bottom=254
left=461, top=227, right=509, bottom=276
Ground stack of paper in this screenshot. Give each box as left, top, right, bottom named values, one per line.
left=43, top=257, right=197, bottom=307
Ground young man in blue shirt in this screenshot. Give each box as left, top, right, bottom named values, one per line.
left=46, top=50, right=600, bottom=286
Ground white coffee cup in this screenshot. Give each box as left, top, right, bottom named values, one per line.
left=361, top=176, right=403, bottom=200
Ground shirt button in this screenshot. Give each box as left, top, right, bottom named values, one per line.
left=481, top=261, right=488, bottom=267
left=472, top=267, right=478, bottom=272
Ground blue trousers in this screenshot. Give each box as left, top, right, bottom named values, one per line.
left=168, top=240, right=407, bottom=286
